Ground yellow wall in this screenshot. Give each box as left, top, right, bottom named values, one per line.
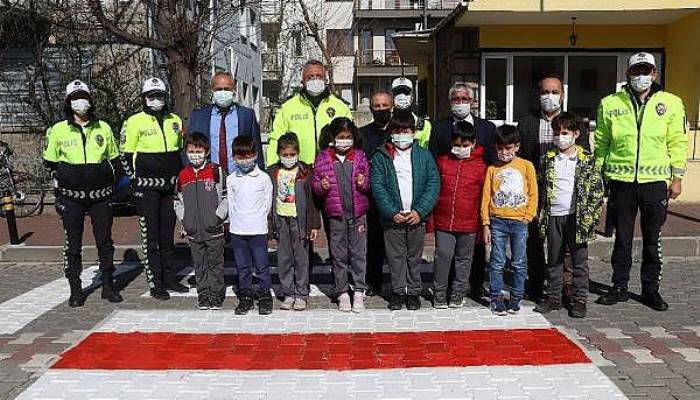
left=468, top=0, right=700, bottom=12
left=665, top=11, right=700, bottom=122
left=480, top=25, right=666, bottom=48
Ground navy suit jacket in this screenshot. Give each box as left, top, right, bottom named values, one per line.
left=187, top=104, right=264, bottom=167
left=429, top=116, right=497, bottom=165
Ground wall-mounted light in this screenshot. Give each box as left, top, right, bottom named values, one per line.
left=569, top=17, right=578, bottom=46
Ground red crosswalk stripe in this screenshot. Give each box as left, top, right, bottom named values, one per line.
left=52, top=328, right=589, bottom=371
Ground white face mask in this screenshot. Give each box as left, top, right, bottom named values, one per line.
left=497, top=151, right=515, bottom=163
left=451, top=103, right=470, bottom=119
left=146, top=98, right=165, bottom=111
left=70, top=99, right=90, bottom=116
left=451, top=146, right=472, bottom=159
left=630, top=75, right=653, bottom=93
left=554, top=134, right=576, bottom=150
left=334, top=139, right=353, bottom=153
left=394, top=94, right=412, bottom=110
left=540, top=94, right=561, bottom=114
left=392, top=134, right=414, bottom=150
left=212, top=90, right=235, bottom=108
left=187, top=153, right=206, bottom=167
left=280, top=155, right=298, bottom=169
left=305, top=79, right=326, bottom=96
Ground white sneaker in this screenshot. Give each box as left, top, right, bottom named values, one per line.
left=338, top=292, right=352, bottom=312
left=280, top=296, right=295, bottom=310
left=293, top=298, right=307, bottom=311
left=352, top=291, right=365, bottom=313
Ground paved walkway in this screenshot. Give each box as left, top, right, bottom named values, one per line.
left=0, top=258, right=698, bottom=399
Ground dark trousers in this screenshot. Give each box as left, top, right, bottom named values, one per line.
left=526, top=222, right=546, bottom=298
left=434, top=231, right=476, bottom=296
left=384, top=224, right=425, bottom=296
left=61, top=196, right=114, bottom=283
left=276, top=216, right=310, bottom=299
left=190, top=237, right=225, bottom=301
left=329, top=216, right=368, bottom=294
left=135, top=189, right=176, bottom=290
left=365, top=204, right=385, bottom=290
left=231, top=234, right=271, bottom=295
left=469, top=243, right=487, bottom=293
left=609, top=180, right=667, bottom=292
left=546, top=215, right=589, bottom=302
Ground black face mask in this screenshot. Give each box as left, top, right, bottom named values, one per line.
left=372, top=109, right=391, bottom=126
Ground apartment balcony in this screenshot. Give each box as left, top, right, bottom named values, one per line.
left=262, top=52, right=281, bottom=81
left=355, top=49, right=417, bottom=77
left=354, top=0, right=461, bottom=19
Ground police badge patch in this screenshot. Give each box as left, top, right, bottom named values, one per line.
left=95, top=134, right=104, bottom=147
left=172, top=122, right=181, bottom=134
left=326, top=107, right=335, bottom=118
left=656, top=103, right=667, bottom=116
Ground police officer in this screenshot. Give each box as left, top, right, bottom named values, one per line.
left=390, top=77, right=432, bottom=148
left=43, top=80, right=123, bottom=307
left=265, top=59, right=352, bottom=166
left=594, top=53, right=688, bottom=311
left=120, top=78, right=186, bottom=300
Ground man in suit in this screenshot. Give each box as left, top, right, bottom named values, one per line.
left=429, top=83, right=497, bottom=298
left=188, top=71, right=263, bottom=172
left=516, top=75, right=589, bottom=302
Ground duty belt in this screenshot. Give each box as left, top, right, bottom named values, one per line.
left=59, top=187, right=113, bottom=200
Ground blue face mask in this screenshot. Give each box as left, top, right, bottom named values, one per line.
left=235, top=158, right=256, bottom=173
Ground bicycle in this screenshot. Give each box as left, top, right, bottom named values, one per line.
left=0, top=139, right=46, bottom=218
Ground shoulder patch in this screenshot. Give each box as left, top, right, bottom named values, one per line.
left=655, top=102, right=667, bottom=116
left=326, top=107, right=336, bottom=118
left=172, top=122, right=181, bottom=134
left=95, top=134, right=104, bottom=147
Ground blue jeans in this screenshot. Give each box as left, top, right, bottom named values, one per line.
left=231, top=234, right=271, bottom=295
left=489, top=217, right=528, bottom=301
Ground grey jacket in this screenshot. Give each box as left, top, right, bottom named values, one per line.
left=174, top=162, right=228, bottom=242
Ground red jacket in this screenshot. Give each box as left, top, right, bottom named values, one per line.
left=433, top=146, right=487, bottom=233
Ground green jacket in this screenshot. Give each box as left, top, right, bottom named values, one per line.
left=537, top=146, right=604, bottom=244
left=594, top=84, right=688, bottom=183
left=266, top=90, right=352, bottom=166
left=370, top=143, right=440, bottom=227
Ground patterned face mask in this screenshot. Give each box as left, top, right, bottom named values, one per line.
left=280, top=155, right=298, bottom=169
left=187, top=153, right=206, bottom=167
left=235, top=158, right=256, bottom=173
left=497, top=151, right=515, bottom=163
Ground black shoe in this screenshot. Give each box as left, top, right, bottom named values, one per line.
left=165, top=281, right=190, bottom=293
left=235, top=296, right=255, bottom=315
left=433, top=290, right=448, bottom=309
left=388, top=294, right=405, bottom=310
left=68, top=280, right=85, bottom=307
left=406, top=295, right=421, bottom=310
left=569, top=301, right=587, bottom=318
left=534, top=297, right=562, bottom=314
left=449, top=293, right=465, bottom=309
left=365, top=286, right=381, bottom=297
left=641, top=291, right=669, bottom=311
left=258, top=294, right=273, bottom=315
left=210, top=296, right=224, bottom=310
left=101, top=273, right=123, bottom=303
left=150, top=287, right=170, bottom=301
left=596, top=287, right=628, bottom=305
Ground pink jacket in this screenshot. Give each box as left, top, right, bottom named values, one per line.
left=312, top=148, right=371, bottom=218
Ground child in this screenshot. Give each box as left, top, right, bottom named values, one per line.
left=227, top=136, right=273, bottom=315
left=371, top=112, right=440, bottom=311
left=268, top=132, right=321, bottom=311
left=481, top=125, right=537, bottom=316
left=313, top=118, right=371, bottom=313
left=175, top=132, right=228, bottom=310
left=432, top=121, right=487, bottom=309
left=534, top=112, right=603, bottom=318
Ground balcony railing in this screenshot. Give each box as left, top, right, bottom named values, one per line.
left=357, top=49, right=409, bottom=67
left=355, top=0, right=461, bottom=11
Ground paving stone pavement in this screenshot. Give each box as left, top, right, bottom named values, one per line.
left=0, top=258, right=698, bottom=399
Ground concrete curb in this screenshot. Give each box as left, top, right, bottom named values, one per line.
left=1, top=236, right=699, bottom=263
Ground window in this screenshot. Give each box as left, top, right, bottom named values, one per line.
left=385, top=29, right=408, bottom=65
left=326, top=29, right=353, bottom=57
left=292, top=29, right=303, bottom=57
left=480, top=51, right=663, bottom=124
left=359, top=29, right=372, bottom=65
